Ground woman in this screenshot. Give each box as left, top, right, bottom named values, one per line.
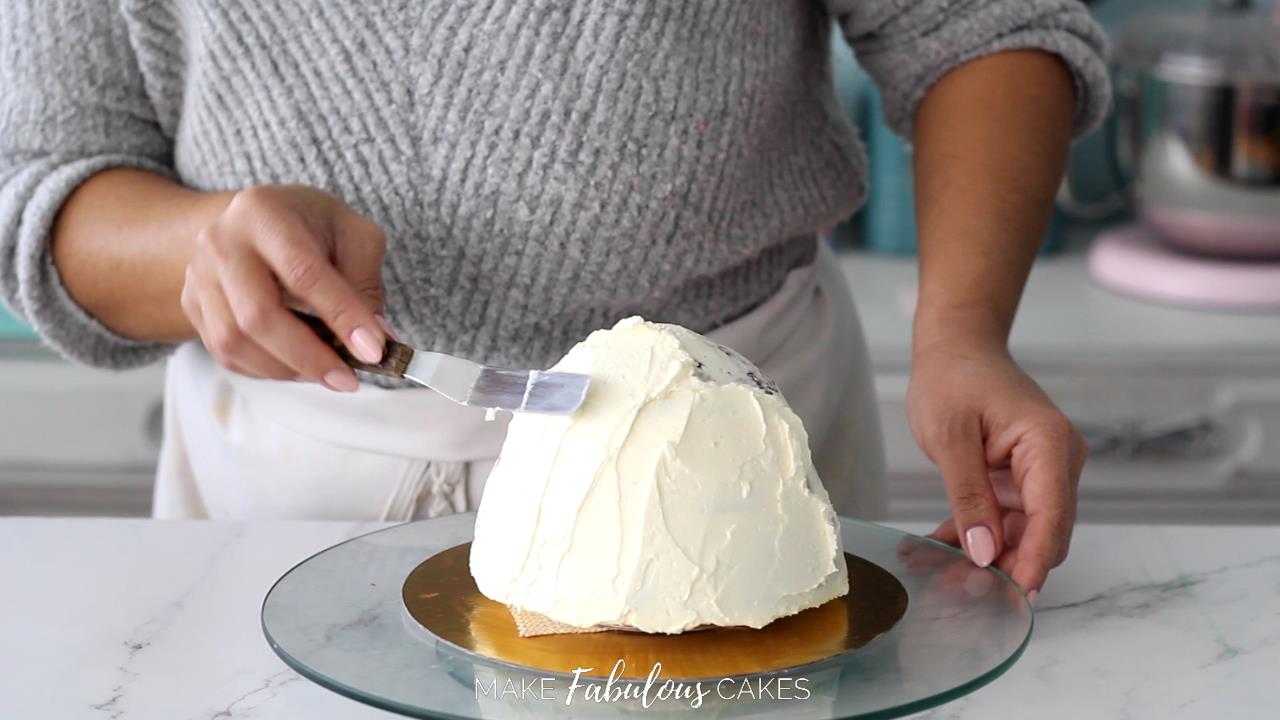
left=0, top=1, right=1106, bottom=601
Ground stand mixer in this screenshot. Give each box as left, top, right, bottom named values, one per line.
left=1084, top=0, right=1280, bottom=309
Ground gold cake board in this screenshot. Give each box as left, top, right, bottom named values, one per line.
left=402, top=543, right=908, bottom=681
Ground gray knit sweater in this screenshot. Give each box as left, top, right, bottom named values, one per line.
left=0, top=0, right=1108, bottom=371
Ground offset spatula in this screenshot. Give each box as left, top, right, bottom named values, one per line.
left=294, top=312, right=590, bottom=415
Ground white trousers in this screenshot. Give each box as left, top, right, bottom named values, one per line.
left=153, top=242, right=885, bottom=521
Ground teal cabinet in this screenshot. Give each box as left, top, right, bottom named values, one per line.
left=0, top=304, right=37, bottom=341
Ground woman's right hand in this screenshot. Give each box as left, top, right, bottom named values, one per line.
left=181, top=185, right=389, bottom=392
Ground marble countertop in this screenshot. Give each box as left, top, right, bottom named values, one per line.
left=2, top=518, right=1276, bottom=719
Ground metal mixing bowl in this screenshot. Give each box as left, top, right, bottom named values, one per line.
left=1112, top=0, right=1280, bottom=258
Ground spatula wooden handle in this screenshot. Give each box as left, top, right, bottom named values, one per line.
left=290, top=310, right=414, bottom=378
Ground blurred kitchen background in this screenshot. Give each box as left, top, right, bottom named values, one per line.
left=2, top=0, right=1278, bottom=522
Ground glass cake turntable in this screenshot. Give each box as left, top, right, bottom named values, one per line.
left=262, top=513, right=1033, bottom=719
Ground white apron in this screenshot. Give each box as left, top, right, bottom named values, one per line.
left=153, top=241, right=886, bottom=521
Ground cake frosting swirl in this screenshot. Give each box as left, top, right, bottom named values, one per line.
left=469, top=317, right=848, bottom=634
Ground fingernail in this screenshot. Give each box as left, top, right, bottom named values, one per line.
left=964, top=526, right=996, bottom=568
left=374, top=314, right=399, bottom=342
left=322, top=368, right=359, bottom=393
left=1027, top=589, right=1040, bottom=607
left=349, top=326, right=384, bottom=364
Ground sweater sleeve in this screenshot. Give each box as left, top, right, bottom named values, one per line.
left=825, top=0, right=1111, bottom=141
left=0, top=0, right=177, bottom=368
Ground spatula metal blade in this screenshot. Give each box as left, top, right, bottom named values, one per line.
left=470, top=368, right=591, bottom=415
left=403, top=351, right=590, bottom=415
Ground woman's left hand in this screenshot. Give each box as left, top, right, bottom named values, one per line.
left=906, top=338, right=1088, bottom=603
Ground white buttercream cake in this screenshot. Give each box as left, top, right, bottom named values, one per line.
left=469, top=317, right=848, bottom=634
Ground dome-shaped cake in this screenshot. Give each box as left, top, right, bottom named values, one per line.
left=469, top=317, right=848, bottom=634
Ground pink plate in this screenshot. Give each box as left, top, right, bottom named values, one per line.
left=1088, top=224, right=1280, bottom=310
